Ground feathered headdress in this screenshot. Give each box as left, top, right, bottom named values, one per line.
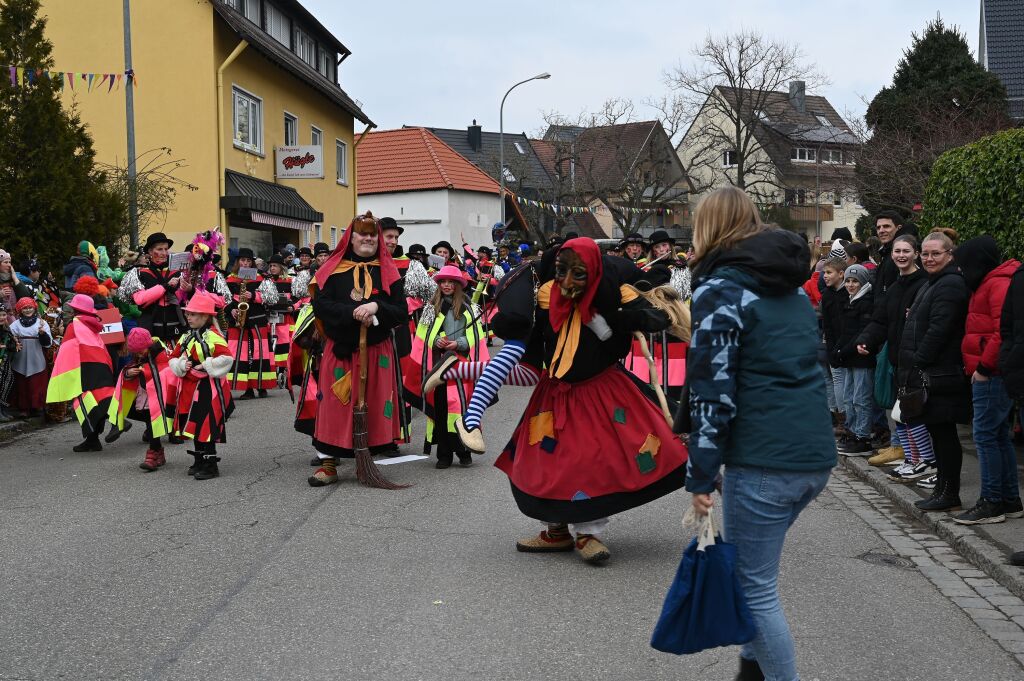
left=177, top=228, right=226, bottom=304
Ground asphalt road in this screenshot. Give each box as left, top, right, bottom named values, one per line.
left=1, top=384, right=1022, bottom=681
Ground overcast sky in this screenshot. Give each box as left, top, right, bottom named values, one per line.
left=307, top=0, right=980, bottom=138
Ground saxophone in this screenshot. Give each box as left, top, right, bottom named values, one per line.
left=236, top=298, right=250, bottom=328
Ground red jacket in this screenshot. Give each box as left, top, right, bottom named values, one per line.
left=802, top=271, right=822, bottom=308
left=962, top=259, right=1020, bottom=375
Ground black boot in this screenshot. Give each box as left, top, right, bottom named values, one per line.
left=257, top=388, right=268, bottom=398
left=435, top=442, right=453, bottom=469
left=238, top=389, right=256, bottom=400
left=916, top=478, right=962, bottom=512
left=193, top=455, right=221, bottom=481
left=141, top=425, right=152, bottom=443
left=73, top=434, right=102, bottom=452
left=187, top=450, right=203, bottom=476
left=736, top=656, right=765, bottom=681
left=104, top=420, right=131, bottom=443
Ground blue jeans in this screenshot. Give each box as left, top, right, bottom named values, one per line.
left=823, top=362, right=836, bottom=412
left=843, top=367, right=874, bottom=439
left=830, top=367, right=846, bottom=416
left=723, top=466, right=832, bottom=681
left=973, top=376, right=1019, bottom=503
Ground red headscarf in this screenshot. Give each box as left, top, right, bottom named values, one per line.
left=314, top=215, right=400, bottom=294
left=549, top=237, right=603, bottom=331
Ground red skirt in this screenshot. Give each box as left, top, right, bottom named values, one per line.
left=312, top=339, right=400, bottom=457
left=494, top=365, right=688, bottom=524
left=227, top=325, right=276, bottom=390
left=12, top=371, right=47, bottom=411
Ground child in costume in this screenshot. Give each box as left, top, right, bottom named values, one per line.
left=109, top=327, right=174, bottom=472
left=46, top=294, right=116, bottom=452
left=9, top=296, right=52, bottom=417
left=168, top=291, right=234, bottom=480
left=408, top=265, right=487, bottom=468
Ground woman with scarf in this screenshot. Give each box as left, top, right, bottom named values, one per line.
left=484, top=238, right=688, bottom=565
left=46, top=294, right=116, bottom=452
left=408, top=265, right=487, bottom=469
left=307, top=213, right=407, bottom=487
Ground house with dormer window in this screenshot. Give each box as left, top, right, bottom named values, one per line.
left=42, top=0, right=374, bottom=256
left=677, top=81, right=863, bottom=239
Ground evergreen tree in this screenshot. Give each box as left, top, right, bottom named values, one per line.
left=0, top=0, right=125, bottom=275
left=855, top=19, right=1010, bottom=216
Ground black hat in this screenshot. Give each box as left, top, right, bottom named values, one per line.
left=432, top=240, right=455, bottom=255
left=565, top=231, right=579, bottom=240
left=237, top=247, right=255, bottom=260
left=622, top=233, right=646, bottom=246
left=297, top=246, right=313, bottom=257
left=648, top=229, right=673, bottom=247
left=268, top=254, right=285, bottom=265
left=380, top=217, right=403, bottom=235
left=407, top=243, right=427, bottom=257
left=143, top=232, right=173, bottom=252
left=477, top=245, right=493, bottom=256
left=313, top=242, right=330, bottom=256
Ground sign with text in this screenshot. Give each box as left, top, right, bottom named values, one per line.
left=97, top=307, right=125, bottom=345
left=168, top=251, right=191, bottom=272
left=275, top=145, right=323, bottom=179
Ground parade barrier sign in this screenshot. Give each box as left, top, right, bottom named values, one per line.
left=98, top=308, right=125, bottom=345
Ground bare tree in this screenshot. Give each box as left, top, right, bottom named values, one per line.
left=667, top=30, right=827, bottom=203
left=540, top=99, right=688, bottom=235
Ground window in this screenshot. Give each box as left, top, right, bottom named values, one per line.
left=513, top=141, right=526, bottom=155
left=238, top=0, right=259, bottom=23
left=314, top=224, right=322, bottom=243
left=791, top=147, right=816, bottom=162
left=815, top=114, right=833, bottom=127
left=501, top=166, right=517, bottom=183
left=722, top=149, right=737, bottom=167
left=232, top=86, right=262, bottom=153
left=756, top=110, right=772, bottom=124
left=293, top=26, right=315, bottom=66
left=265, top=2, right=289, bottom=46
left=283, top=113, right=297, bottom=146
left=317, top=47, right=335, bottom=81
left=784, top=188, right=807, bottom=205
left=832, top=191, right=842, bottom=207
left=311, top=125, right=322, bottom=147
left=820, top=148, right=842, bottom=164
left=330, top=226, right=338, bottom=247
left=336, top=139, right=348, bottom=184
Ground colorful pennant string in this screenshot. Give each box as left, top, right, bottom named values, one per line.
left=512, top=193, right=677, bottom=217
left=3, top=64, right=137, bottom=93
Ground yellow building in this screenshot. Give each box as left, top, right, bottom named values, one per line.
left=41, top=0, right=374, bottom=258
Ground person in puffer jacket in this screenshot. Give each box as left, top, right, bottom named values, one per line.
left=952, top=236, right=1021, bottom=525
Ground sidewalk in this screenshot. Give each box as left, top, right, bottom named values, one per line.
left=839, top=426, right=1024, bottom=599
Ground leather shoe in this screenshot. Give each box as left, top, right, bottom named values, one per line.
left=455, top=417, right=485, bottom=454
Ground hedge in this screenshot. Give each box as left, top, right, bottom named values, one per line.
left=920, top=128, right=1024, bottom=258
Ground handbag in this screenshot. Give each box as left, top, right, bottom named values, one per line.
left=897, top=369, right=927, bottom=419
left=874, top=342, right=896, bottom=409
left=650, top=512, right=757, bottom=655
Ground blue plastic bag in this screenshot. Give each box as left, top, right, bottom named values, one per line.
left=650, top=513, right=757, bottom=654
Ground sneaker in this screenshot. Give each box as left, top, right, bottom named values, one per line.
left=917, top=474, right=938, bottom=490
left=869, top=446, right=904, bottom=466
left=838, top=437, right=873, bottom=456
left=954, top=498, right=1006, bottom=525
left=890, top=461, right=936, bottom=483
left=886, top=462, right=913, bottom=480
left=1002, top=498, right=1024, bottom=519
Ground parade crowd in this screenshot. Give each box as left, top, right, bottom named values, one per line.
left=5, top=189, right=1024, bottom=681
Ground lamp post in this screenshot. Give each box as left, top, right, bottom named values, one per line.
left=499, top=72, right=550, bottom=229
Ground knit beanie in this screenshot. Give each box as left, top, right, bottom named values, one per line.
left=844, top=264, right=871, bottom=286
left=829, top=241, right=847, bottom=259
left=126, top=327, right=153, bottom=354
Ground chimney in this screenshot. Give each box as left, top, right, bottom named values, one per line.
left=789, top=81, right=806, bottom=113
left=467, top=119, right=482, bottom=151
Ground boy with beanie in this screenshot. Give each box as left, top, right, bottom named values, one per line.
left=820, top=256, right=850, bottom=431
left=831, top=264, right=876, bottom=455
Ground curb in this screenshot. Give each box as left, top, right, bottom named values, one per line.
left=838, top=455, right=1024, bottom=601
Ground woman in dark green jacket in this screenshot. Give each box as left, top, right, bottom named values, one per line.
left=685, top=186, right=836, bottom=681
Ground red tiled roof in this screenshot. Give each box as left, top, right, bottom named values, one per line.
left=356, top=128, right=501, bottom=195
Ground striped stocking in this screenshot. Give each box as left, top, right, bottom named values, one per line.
left=458, top=340, right=527, bottom=431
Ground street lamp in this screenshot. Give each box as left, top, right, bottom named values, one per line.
left=499, top=72, right=551, bottom=229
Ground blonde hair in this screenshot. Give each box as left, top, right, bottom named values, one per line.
left=691, top=186, right=764, bottom=266
left=922, top=231, right=955, bottom=251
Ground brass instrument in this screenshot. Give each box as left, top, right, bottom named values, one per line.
left=236, top=299, right=250, bottom=328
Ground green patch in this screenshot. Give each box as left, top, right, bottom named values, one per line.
left=383, top=400, right=393, bottom=418
left=334, top=367, right=346, bottom=381
left=378, top=355, right=390, bottom=369
left=636, top=451, right=656, bottom=474
left=614, top=407, right=626, bottom=424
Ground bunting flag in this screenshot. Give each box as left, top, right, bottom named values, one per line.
left=513, top=193, right=676, bottom=218
left=1, top=64, right=137, bottom=93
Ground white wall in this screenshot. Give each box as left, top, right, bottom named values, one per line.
left=358, top=189, right=501, bottom=252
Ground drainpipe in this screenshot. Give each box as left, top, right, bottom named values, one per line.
left=217, top=40, right=249, bottom=249
left=351, top=122, right=374, bottom=216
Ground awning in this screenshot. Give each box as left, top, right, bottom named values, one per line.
left=251, top=211, right=314, bottom=232
left=220, top=169, right=324, bottom=223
